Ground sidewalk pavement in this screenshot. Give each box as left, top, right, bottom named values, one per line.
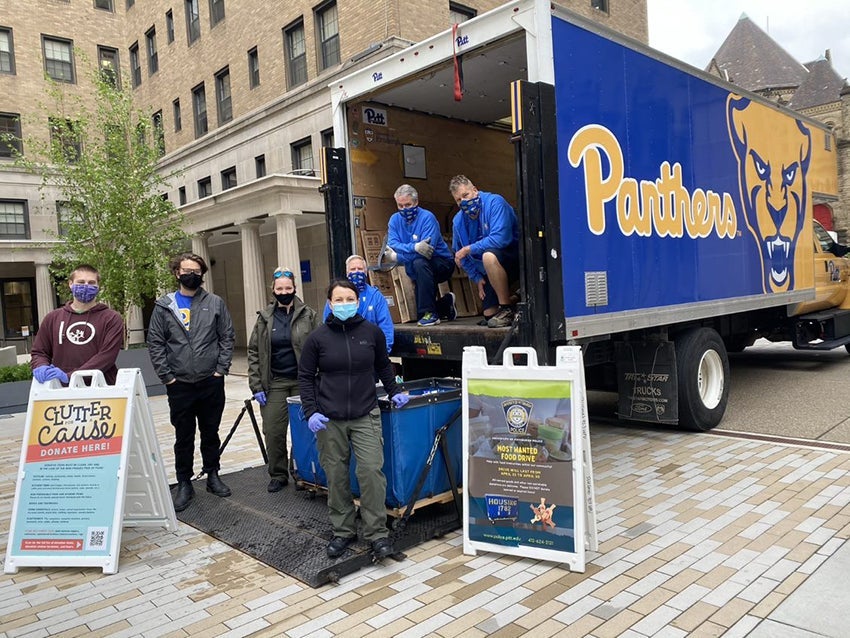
left=1, top=371, right=849, bottom=637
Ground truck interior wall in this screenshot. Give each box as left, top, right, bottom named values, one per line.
left=346, top=102, right=516, bottom=238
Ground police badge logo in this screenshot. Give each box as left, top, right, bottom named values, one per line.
left=502, top=399, right=533, bottom=434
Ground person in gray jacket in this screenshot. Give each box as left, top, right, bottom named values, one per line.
left=147, top=252, right=236, bottom=512
left=247, top=266, right=320, bottom=492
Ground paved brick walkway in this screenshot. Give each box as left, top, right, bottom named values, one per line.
left=2, top=374, right=849, bottom=637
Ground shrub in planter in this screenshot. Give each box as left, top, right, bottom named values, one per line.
left=0, top=363, right=32, bottom=384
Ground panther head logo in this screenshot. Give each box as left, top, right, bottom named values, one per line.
left=727, top=95, right=812, bottom=293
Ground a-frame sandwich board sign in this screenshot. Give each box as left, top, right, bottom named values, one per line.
left=462, top=346, right=598, bottom=572
left=5, top=368, right=177, bottom=575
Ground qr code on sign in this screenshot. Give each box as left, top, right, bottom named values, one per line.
left=85, top=526, right=108, bottom=550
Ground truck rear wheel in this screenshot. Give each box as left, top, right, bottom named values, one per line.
left=675, top=328, right=729, bottom=431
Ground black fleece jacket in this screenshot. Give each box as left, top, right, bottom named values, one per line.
left=297, top=313, right=400, bottom=420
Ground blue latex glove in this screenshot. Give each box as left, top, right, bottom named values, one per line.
left=253, top=391, right=267, bottom=407
left=33, top=366, right=52, bottom=383
left=391, top=393, right=411, bottom=409
left=51, top=368, right=69, bottom=384
left=33, top=365, right=68, bottom=384
left=308, top=413, right=329, bottom=433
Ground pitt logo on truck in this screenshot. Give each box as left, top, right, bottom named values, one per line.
left=727, top=95, right=812, bottom=293
left=567, top=125, right=737, bottom=240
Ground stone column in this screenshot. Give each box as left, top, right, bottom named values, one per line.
left=191, top=232, right=213, bottom=294
left=35, top=262, right=55, bottom=326
left=273, top=211, right=303, bottom=291
left=239, top=220, right=266, bottom=339
left=126, top=304, right=145, bottom=346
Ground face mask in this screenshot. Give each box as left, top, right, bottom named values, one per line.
left=400, top=206, right=419, bottom=223
left=71, top=284, right=99, bottom=304
left=332, top=302, right=358, bottom=321
left=178, top=272, right=203, bottom=290
left=274, top=292, right=295, bottom=306
left=347, top=271, right=367, bottom=292
left=460, top=196, right=482, bottom=219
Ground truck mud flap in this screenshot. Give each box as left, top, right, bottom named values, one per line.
left=615, top=341, right=678, bottom=424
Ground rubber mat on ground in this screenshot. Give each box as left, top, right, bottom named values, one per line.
left=174, top=465, right=461, bottom=588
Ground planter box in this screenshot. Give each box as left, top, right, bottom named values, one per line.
left=0, top=380, right=32, bottom=416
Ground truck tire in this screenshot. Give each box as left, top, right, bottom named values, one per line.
left=675, top=328, right=729, bottom=432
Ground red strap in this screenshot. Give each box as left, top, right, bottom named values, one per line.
left=452, top=23, right=463, bottom=102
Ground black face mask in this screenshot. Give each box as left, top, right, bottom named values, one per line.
left=274, top=292, right=295, bottom=306
left=178, top=272, right=203, bottom=290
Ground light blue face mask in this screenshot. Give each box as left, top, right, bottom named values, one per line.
left=332, top=301, right=358, bottom=321
left=460, top=196, right=482, bottom=219
left=400, top=206, right=419, bottom=223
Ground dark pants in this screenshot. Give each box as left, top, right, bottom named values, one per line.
left=166, top=375, right=226, bottom=482
left=260, top=377, right=300, bottom=480
left=410, top=254, right=454, bottom=317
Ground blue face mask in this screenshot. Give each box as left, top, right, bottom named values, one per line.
left=332, top=302, right=358, bottom=321
left=71, top=283, right=99, bottom=303
left=347, top=270, right=367, bottom=292
left=400, top=206, right=419, bottom=223
left=460, top=196, right=482, bottom=219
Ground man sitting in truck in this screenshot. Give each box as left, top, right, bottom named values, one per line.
left=385, top=184, right=457, bottom=326
left=322, top=254, right=395, bottom=352
left=450, top=175, right=520, bottom=328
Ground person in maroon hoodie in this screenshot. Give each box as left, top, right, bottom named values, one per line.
left=30, top=264, right=124, bottom=385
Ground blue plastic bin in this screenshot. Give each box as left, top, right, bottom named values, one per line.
left=287, top=378, right=462, bottom=508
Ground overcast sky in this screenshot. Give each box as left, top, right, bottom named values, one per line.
left=647, top=0, right=850, bottom=79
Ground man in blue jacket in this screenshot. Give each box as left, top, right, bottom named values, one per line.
left=322, top=254, right=394, bottom=352
left=386, top=184, right=456, bottom=326
left=450, top=175, right=520, bottom=328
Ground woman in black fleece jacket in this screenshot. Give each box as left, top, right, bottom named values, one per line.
left=298, top=279, right=409, bottom=560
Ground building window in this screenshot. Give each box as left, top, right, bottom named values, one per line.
left=42, top=36, right=75, bottom=83
left=215, top=66, right=232, bottom=124
left=197, top=176, right=212, bottom=198
left=94, top=0, right=113, bottom=11
left=0, top=113, right=22, bottom=158
left=0, top=28, right=14, bottom=75
left=0, top=200, right=28, bottom=238
left=2, top=279, right=36, bottom=339
left=221, top=166, right=236, bottom=190
left=55, top=201, right=81, bottom=237
left=192, top=82, right=207, bottom=138
left=97, top=46, right=120, bottom=88
left=173, top=98, right=182, bottom=131
left=185, top=0, right=200, bottom=44
left=590, top=0, right=609, bottom=13
left=449, top=2, right=476, bottom=24
left=129, top=42, right=141, bottom=87
left=166, top=10, right=175, bottom=43
left=178, top=186, right=186, bottom=204
left=291, top=137, right=314, bottom=175
left=49, top=118, right=82, bottom=163
left=321, top=128, right=334, bottom=148
left=316, top=1, right=340, bottom=70
left=145, top=27, right=158, bottom=75
left=209, top=0, right=225, bottom=27
left=284, top=19, right=307, bottom=88
left=152, top=110, right=165, bottom=156
left=255, top=154, right=266, bottom=178
left=248, top=46, right=260, bottom=88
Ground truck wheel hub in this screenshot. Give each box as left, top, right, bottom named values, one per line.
left=697, top=350, right=724, bottom=409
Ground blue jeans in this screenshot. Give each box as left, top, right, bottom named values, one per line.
left=408, top=255, right=455, bottom=318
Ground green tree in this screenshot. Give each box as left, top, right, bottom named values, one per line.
left=4, top=62, right=186, bottom=346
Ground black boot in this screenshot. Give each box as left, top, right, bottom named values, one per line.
left=173, top=481, right=194, bottom=512
left=206, top=471, right=232, bottom=497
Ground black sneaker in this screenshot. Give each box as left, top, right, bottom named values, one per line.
left=327, top=535, right=357, bottom=558
left=267, top=477, right=288, bottom=492
left=371, top=537, right=394, bottom=560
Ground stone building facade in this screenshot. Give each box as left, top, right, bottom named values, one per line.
left=0, top=0, right=648, bottom=348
